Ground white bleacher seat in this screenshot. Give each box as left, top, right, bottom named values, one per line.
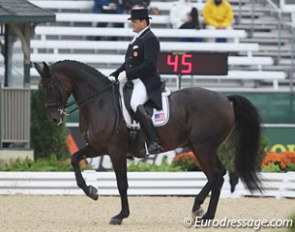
left=280, top=0, right=295, bottom=12
left=29, top=0, right=257, bottom=14
left=31, top=39, right=259, bottom=56
left=28, top=0, right=201, bottom=12
left=35, top=26, right=247, bottom=42
left=30, top=0, right=202, bottom=12
left=30, top=0, right=94, bottom=11
left=280, top=0, right=295, bottom=25
left=54, top=13, right=170, bottom=25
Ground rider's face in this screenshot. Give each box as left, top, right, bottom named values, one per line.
left=131, top=19, right=147, bottom=33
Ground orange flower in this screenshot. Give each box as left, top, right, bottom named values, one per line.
left=173, top=151, right=201, bottom=170
left=261, top=151, right=295, bottom=170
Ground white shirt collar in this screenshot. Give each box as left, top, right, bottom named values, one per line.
left=136, top=26, right=149, bottom=38
left=131, top=26, right=149, bottom=44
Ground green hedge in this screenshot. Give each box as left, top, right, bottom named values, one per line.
left=31, top=90, right=70, bottom=160
left=0, top=154, right=91, bottom=172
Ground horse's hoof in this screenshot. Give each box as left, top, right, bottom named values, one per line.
left=192, top=208, right=204, bottom=225
left=88, top=185, right=99, bottom=201
left=192, top=208, right=204, bottom=218
left=109, top=217, right=122, bottom=225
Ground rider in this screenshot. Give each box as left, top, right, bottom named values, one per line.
left=109, top=8, right=163, bottom=155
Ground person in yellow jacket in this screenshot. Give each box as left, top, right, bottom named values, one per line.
left=202, top=0, right=233, bottom=29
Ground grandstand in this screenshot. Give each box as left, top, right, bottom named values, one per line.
left=2, top=0, right=294, bottom=90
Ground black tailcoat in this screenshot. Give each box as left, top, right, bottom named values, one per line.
left=111, top=27, right=163, bottom=109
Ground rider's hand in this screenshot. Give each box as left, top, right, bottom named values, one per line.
left=108, top=76, right=116, bottom=82
left=118, top=71, right=127, bottom=82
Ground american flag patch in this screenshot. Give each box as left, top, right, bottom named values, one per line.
left=154, top=113, right=165, bottom=122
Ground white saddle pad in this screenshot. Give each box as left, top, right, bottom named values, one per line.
left=119, top=83, right=171, bottom=129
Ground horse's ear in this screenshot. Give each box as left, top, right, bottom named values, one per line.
left=34, top=62, right=52, bottom=78
left=34, top=62, right=43, bottom=76
left=42, top=62, right=52, bottom=78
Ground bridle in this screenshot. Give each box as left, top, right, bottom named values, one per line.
left=42, top=75, right=72, bottom=121
left=42, top=73, right=117, bottom=125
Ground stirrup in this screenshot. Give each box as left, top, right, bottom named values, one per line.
left=145, top=142, right=163, bottom=156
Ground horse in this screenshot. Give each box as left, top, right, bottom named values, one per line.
left=34, top=60, right=263, bottom=225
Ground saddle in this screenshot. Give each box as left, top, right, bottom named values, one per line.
left=119, top=81, right=170, bottom=156
left=120, top=81, right=170, bottom=129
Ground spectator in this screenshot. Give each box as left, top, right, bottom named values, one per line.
left=122, top=0, right=150, bottom=12
left=202, top=0, right=233, bottom=30
left=92, top=0, right=123, bottom=40
left=202, top=0, right=234, bottom=42
left=170, top=0, right=199, bottom=29
left=148, top=7, right=161, bottom=16
left=170, top=0, right=200, bottom=42
left=93, top=0, right=122, bottom=14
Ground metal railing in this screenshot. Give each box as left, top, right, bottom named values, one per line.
left=263, top=0, right=283, bottom=65
left=236, top=0, right=295, bottom=90
left=236, top=0, right=282, bottom=63
left=0, top=87, right=31, bottom=148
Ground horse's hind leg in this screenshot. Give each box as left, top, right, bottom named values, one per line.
left=71, top=145, right=98, bottom=200
left=192, top=177, right=213, bottom=217
left=191, top=146, right=226, bottom=220
left=202, top=165, right=226, bottom=220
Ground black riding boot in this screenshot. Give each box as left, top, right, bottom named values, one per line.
left=136, top=105, right=163, bottom=155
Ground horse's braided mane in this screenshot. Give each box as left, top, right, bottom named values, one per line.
left=53, top=60, right=106, bottom=79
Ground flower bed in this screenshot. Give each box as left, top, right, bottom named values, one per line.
left=172, top=151, right=201, bottom=171
left=173, top=150, right=295, bottom=173
left=261, top=151, right=295, bottom=172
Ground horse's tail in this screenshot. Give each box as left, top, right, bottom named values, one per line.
left=227, top=95, right=263, bottom=192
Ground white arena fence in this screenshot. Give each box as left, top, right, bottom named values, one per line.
left=0, top=171, right=294, bottom=199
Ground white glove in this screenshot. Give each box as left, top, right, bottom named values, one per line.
left=108, top=76, right=116, bottom=82
left=118, top=71, right=127, bottom=82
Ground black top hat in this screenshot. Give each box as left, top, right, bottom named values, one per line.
left=128, top=8, right=152, bottom=20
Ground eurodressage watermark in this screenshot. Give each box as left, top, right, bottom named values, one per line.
left=183, top=216, right=293, bottom=231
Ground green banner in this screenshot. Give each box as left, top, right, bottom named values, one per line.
left=223, top=92, right=295, bottom=124
left=263, top=127, right=295, bottom=152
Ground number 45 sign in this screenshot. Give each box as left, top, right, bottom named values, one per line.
left=158, top=52, right=228, bottom=75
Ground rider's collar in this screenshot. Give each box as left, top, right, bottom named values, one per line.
left=136, top=26, right=150, bottom=38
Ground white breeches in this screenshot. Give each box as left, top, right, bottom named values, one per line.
left=130, top=79, right=149, bottom=112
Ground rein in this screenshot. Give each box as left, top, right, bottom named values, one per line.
left=64, top=80, right=122, bottom=133
left=63, top=82, right=116, bottom=115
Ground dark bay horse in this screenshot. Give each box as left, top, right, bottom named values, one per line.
left=34, top=60, right=262, bottom=225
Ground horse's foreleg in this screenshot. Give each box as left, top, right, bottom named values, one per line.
left=109, top=154, right=130, bottom=225
left=71, top=145, right=98, bottom=201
